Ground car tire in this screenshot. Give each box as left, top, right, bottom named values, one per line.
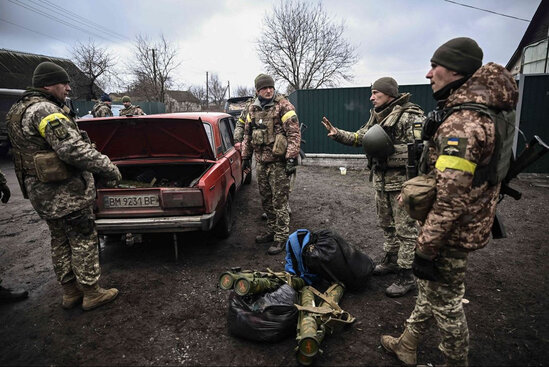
left=214, top=192, right=233, bottom=238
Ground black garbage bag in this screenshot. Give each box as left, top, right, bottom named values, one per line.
left=303, top=229, right=374, bottom=291
left=227, top=284, right=298, bottom=343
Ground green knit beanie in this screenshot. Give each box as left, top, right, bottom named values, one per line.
left=372, top=77, right=399, bottom=98
left=431, top=37, right=483, bottom=75
left=122, top=96, right=131, bottom=103
left=255, top=73, right=275, bottom=91
left=32, top=62, right=70, bottom=87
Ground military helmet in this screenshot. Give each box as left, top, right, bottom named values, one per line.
left=362, top=124, right=395, bottom=158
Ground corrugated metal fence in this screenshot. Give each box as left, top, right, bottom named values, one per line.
left=288, top=84, right=436, bottom=155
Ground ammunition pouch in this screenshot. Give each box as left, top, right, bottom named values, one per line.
left=33, top=151, right=73, bottom=183
left=401, top=173, right=437, bottom=221
left=386, top=143, right=408, bottom=168
left=272, top=134, right=288, bottom=157
left=251, top=128, right=267, bottom=145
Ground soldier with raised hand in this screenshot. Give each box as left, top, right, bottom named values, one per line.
left=92, top=93, right=113, bottom=117
left=322, top=77, right=425, bottom=297
left=119, top=96, right=145, bottom=116
left=6, top=61, right=122, bottom=311
left=0, top=169, right=29, bottom=303
left=241, top=73, right=301, bottom=255
left=380, top=37, right=518, bottom=366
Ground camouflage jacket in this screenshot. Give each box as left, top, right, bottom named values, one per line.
left=6, top=90, right=120, bottom=219
left=242, top=94, right=301, bottom=163
left=92, top=102, right=113, bottom=117
left=119, top=104, right=145, bottom=116
left=417, top=63, right=518, bottom=258
left=333, top=93, right=425, bottom=191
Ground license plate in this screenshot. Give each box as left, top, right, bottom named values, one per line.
left=104, top=195, right=159, bottom=208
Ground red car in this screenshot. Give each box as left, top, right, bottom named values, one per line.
left=78, top=112, right=249, bottom=245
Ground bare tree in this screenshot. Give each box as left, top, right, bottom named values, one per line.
left=235, top=85, right=255, bottom=97
left=208, top=73, right=228, bottom=109
left=189, top=85, right=207, bottom=108
left=71, top=39, right=116, bottom=100
left=129, top=34, right=181, bottom=103
left=257, top=0, right=357, bottom=91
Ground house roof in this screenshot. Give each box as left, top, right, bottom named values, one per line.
left=165, top=90, right=201, bottom=104
left=506, top=0, right=549, bottom=71
left=0, top=49, right=104, bottom=100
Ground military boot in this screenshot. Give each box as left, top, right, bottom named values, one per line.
left=0, top=285, right=28, bottom=304
left=61, top=280, right=83, bottom=309
left=79, top=283, right=119, bottom=311
left=267, top=241, right=285, bottom=255
left=255, top=232, right=274, bottom=244
left=373, top=252, right=399, bottom=275
left=380, top=328, right=418, bottom=365
left=386, top=268, right=416, bottom=297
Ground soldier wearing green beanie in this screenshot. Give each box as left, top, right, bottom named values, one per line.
left=381, top=37, right=519, bottom=366
left=120, top=95, right=145, bottom=116
left=5, top=61, right=122, bottom=311
left=241, top=73, right=301, bottom=255
left=322, top=77, right=425, bottom=298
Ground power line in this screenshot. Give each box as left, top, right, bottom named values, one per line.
left=36, top=0, right=130, bottom=41
left=443, top=0, right=531, bottom=22
left=0, top=17, right=68, bottom=44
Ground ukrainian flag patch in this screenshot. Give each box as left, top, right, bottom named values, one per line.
left=447, top=137, right=459, bottom=146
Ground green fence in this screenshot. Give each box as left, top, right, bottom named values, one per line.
left=288, top=84, right=436, bottom=154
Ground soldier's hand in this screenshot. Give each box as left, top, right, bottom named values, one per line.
left=0, top=183, right=10, bottom=203
left=285, top=158, right=297, bottom=176
left=106, top=165, right=122, bottom=182
left=321, top=117, right=338, bottom=137
left=412, top=253, right=438, bottom=281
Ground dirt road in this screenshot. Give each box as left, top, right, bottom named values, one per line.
left=1, top=157, right=548, bottom=366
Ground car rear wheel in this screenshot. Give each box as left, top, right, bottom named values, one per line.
left=214, top=192, right=233, bottom=238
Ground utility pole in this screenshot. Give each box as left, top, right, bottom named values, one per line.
left=227, top=81, right=230, bottom=99
left=150, top=48, right=158, bottom=100
left=206, top=71, right=209, bottom=110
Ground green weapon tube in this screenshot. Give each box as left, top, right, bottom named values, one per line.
left=296, top=286, right=322, bottom=363
left=234, top=275, right=280, bottom=296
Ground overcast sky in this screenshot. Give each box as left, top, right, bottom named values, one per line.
left=0, top=0, right=542, bottom=94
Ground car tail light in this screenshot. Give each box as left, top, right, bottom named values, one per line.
left=162, top=190, right=204, bottom=208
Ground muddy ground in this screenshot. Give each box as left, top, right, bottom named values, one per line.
left=1, top=157, right=548, bottom=366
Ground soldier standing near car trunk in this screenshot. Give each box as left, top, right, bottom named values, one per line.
left=380, top=37, right=518, bottom=366
left=119, top=95, right=145, bottom=116
left=242, top=74, right=301, bottom=255
left=6, top=61, right=122, bottom=311
left=322, top=77, right=425, bottom=297
left=92, top=93, right=113, bottom=117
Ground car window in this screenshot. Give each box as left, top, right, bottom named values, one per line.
left=219, top=118, right=234, bottom=152
left=202, top=122, right=215, bottom=155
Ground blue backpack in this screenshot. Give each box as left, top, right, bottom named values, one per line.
left=284, top=229, right=319, bottom=285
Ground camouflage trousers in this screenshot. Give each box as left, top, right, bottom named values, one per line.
left=256, top=161, right=290, bottom=242
left=375, top=190, right=418, bottom=268
left=45, top=206, right=101, bottom=286
left=405, top=246, right=469, bottom=362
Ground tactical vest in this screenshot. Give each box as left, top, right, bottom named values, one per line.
left=421, top=103, right=515, bottom=187
left=248, top=95, right=285, bottom=146
left=6, top=94, right=77, bottom=197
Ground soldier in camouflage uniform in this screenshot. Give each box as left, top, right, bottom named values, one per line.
left=234, top=97, right=254, bottom=143
left=92, top=93, right=113, bottom=117
left=242, top=74, right=301, bottom=255
left=119, top=96, right=146, bottom=116
left=381, top=38, right=518, bottom=366
left=322, top=77, right=425, bottom=297
left=6, top=62, right=123, bottom=311
left=0, top=169, right=29, bottom=303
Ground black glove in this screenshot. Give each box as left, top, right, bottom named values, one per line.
left=412, top=253, right=438, bottom=281
left=0, top=183, right=10, bottom=203
left=242, top=158, right=251, bottom=171
left=285, top=158, right=297, bottom=176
